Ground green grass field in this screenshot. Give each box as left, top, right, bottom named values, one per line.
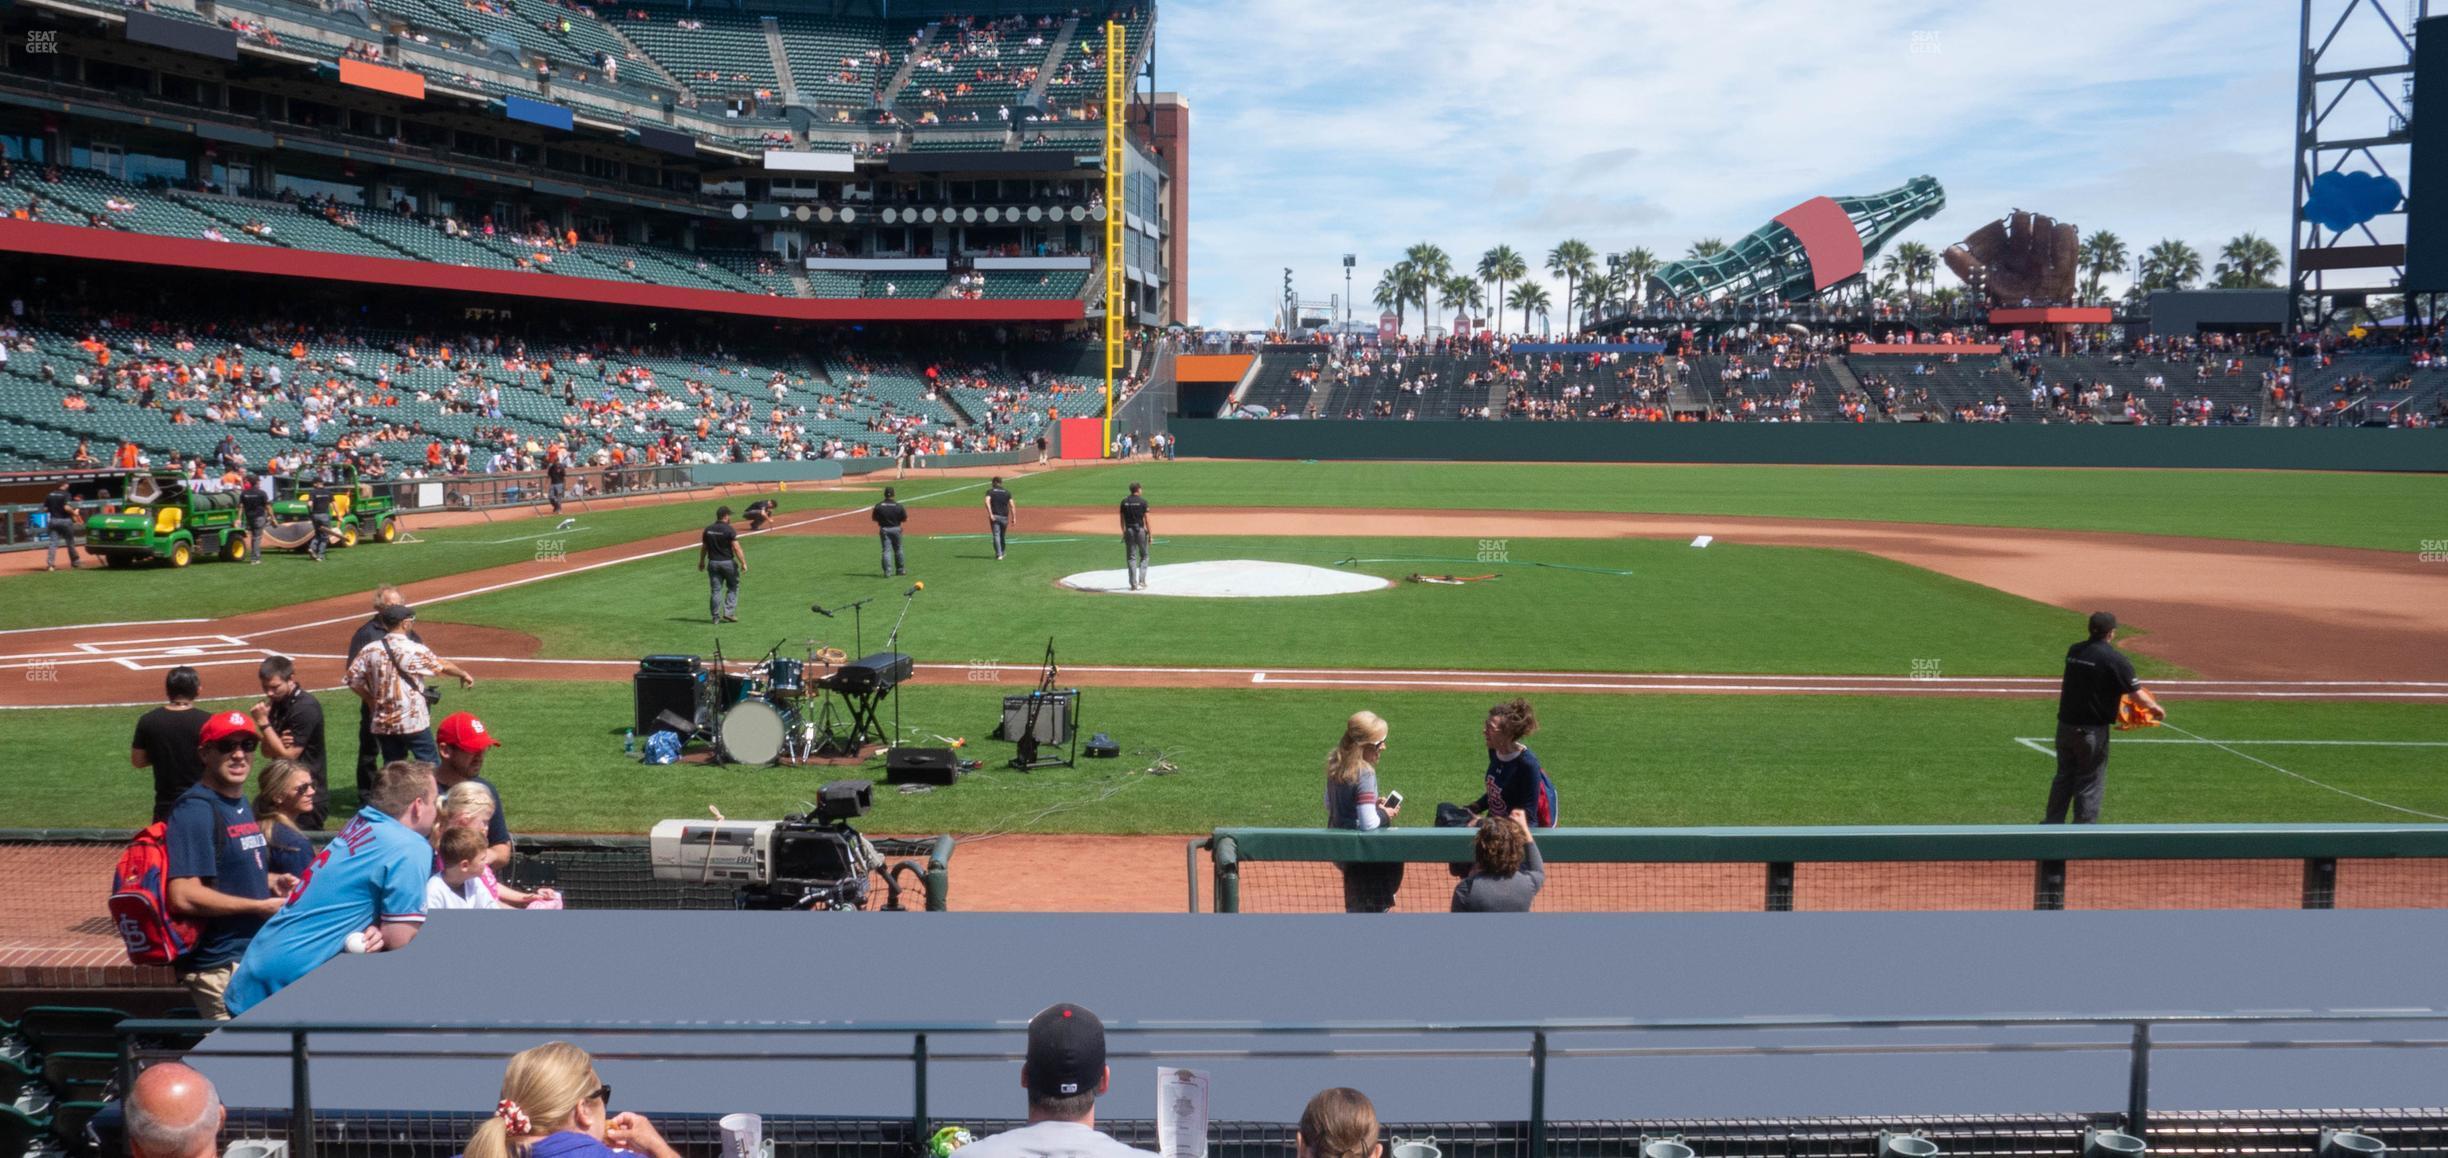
left=0, top=485, right=896, bottom=632
left=12, top=681, right=2447, bottom=833
left=431, top=531, right=2174, bottom=678
left=941, top=461, right=2446, bottom=552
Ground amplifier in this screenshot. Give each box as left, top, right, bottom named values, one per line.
left=640, top=654, right=702, bottom=675
left=634, top=670, right=705, bottom=735
left=1000, top=689, right=1077, bottom=744
left=886, top=747, right=961, bottom=786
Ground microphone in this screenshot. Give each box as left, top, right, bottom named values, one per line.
left=809, top=603, right=835, bottom=618
left=905, top=582, right=924, bottom=597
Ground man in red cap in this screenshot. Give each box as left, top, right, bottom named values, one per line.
left=165, top=711, right=299, bottom=1019
left=435, top=711, right=511, bottom=872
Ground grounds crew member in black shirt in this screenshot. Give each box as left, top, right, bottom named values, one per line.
left=2046, top=611, right=2163, bottom=824
left=547, top=457, right=568, bottom=513
left=1120, top=482, right=1151, bottom=590
left=42, top=481, right=81, bottom=571
left=239, top=479, right=270, bottom=565
left=873, top=487, right=908, bottom=576
left=699, top=505, right=746, bottom=623
left=743, top=498, right=778, bottom=531
left=984, top=477, right=1015, bottom=560
left=132, top=666, right=209, bottom=821
left=347, top=584, right=421, bottom=802
left=306, top=481, right=336, bottom=563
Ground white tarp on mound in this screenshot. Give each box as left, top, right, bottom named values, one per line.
left=1060, top=559, right=1392, bottom=597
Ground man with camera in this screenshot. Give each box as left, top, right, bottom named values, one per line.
left=348, top=585, right=422, bottom=802
left=345, top=603, right=474, bottom=765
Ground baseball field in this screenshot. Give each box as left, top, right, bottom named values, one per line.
left=5, top=460, right=2446, bottom=874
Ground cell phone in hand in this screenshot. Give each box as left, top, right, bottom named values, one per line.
left=1383, top=790, right=1404, bottom=811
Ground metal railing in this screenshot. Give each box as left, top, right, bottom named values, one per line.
left=115, top=1010, right=2448, bottom=1158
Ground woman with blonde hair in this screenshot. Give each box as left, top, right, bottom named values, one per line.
left=1297, top=1087, right=1381, bottom=1158
left=252, top=759, right=319, bottom=877
left=463, top=1042, right=676, bottom=1158
left=441, top=781, right=559, bottom=909
left=1324, top=711, right=1402, bottom=913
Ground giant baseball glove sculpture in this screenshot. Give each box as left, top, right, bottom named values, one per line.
left=1942, top=210, right=2082, bottom=305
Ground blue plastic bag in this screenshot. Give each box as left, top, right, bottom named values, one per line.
left=642, top=730, right=683, bottom=765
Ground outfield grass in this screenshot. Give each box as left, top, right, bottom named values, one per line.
left=0, top=485, right=892, bottom=631
left=13, top=681, right=2447, bottom=833
left=950, top=461, right=2448, bottom=552
left=430, top=532, right=2174, bottom=678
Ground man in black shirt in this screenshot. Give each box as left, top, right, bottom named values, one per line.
left=306, top=481, right=336, bottom=563
left=873, top=487, right=908, bottom=576
left=251, top=654, right=328, bottom=828
left=2046, top=612, right=2163, bottom=824
left=699, top=505, right=745, bottom=623
left=131, top=666, right=209, bottom=821
left=743, top=498, right=778, bottom=531
left=1119, top=482, right=1151, bottom=590
left=546, top=457, right=568, bottom=514
left=42, top=481, right=81, bottom=571
left=348, top=584, right=420, bottom=802
left=239, top=477, right=270, bottom=565
left=984, top=476, right=1015, bottom=560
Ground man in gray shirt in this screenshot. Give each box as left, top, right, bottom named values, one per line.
left=951, top=1003, right=1150, bottom=1158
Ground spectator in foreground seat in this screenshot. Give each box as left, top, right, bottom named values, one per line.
left=127, top=1063, right=223, bottom=1158
left=1298, top=1088, right=1382, bottom=1158
left=167, top=711, right=297, bottom=1019
left=950, top=1003, right=1150, bottom=1158
left=427, top=825, right=502, bottom=911
left=1451, top=813, right=1543, bottom=913
left=464, top=1042, right=678, bottom=1158
left=441, top=781, right=555, bottom=908
left=435, top=712, right=512, bottom=871
left=252, top=759, right=320, bottom=877
left=1324, top=711, right=1402, bottom=914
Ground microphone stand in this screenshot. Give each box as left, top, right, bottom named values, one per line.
left=883, top=585, right=920, bottom=750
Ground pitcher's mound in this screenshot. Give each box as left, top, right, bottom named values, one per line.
left=1059, top=559, right=1392, bottom=598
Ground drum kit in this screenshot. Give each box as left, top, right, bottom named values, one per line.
left=706, top=640, right=852, bottom=765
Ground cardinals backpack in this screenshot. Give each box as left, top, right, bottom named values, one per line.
left=108, top=821, right=199, bottom=966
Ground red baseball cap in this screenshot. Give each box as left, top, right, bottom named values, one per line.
left=198, top=710, right=259, bottom=747
left=436, top=711, right=501, bottom=751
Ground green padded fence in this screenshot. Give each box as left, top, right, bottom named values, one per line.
left=1199, top=824, right=2448, bottom=913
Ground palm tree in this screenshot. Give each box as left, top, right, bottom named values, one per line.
left=1687, top=238, right=1726, bottom=259
left=1477, top=245, right=1526, bottom=333
left=1575, top=272, right=1620, bottom=328
left=1444, top=275, right=1485, bottom=333
left=2079, top=231, right=2127, bottom=306
left=1929, top=286, right=1963, bottom=316
left=1546, top=239, right=1596, bottom=333
left=1508, top=282, right=1551, bottom=336
left=1404, top=242, right=1451, bottom=337
left=1618, top=247, right=1659, bottom=309
left=2214, top=232, right=2283, bottom=289
left=1372, top=266, right=1408, bottom=334
left=2139, top=239, right=2202, bottom=292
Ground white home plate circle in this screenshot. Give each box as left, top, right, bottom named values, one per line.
left=1060, top=560, right=1392, bottom=597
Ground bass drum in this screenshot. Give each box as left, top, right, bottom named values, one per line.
left=717, top=699, right=801, bottom=765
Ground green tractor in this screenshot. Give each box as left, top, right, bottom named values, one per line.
left=267, top=465, right=399, bottom=550
left=84, top=471, right=250, bottom=567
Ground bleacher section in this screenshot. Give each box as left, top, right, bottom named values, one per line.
left=609, top=9, right=776, bottom=100
left=774, top=14, right=891, bottom=104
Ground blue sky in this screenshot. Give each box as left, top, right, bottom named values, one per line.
left=1160, top=0, right=2370, bottom=330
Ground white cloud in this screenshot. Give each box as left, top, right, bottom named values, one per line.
left=1164, top=0, right=2314, bottom=327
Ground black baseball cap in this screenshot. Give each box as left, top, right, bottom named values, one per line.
left=378, top=603, right=417, bottom=626
left=1025, top=1003, right=1105, bottom=1099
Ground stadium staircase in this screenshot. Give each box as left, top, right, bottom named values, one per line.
left=762, top=17, right=798, bottom=103
left=879, top=24, right=938, bottom=108
left=1022, top=16, right=1082, bottom=108
left=599, top=20, right=683, bottom=92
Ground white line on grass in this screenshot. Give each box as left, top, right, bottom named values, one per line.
left=2160, top=721, right=2448, bottom=822
left=233, top=479, right=1000, bottom=642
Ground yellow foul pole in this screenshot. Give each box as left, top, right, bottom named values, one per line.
left=1101, top=18, right=1126, bottom=458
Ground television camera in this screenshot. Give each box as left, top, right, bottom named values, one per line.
left=650, top=779, right=923, bottom=910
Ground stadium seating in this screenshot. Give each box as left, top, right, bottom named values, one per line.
left=773, top=13, right=891, bottom=104
left=609, top=9, right=776, bottom=100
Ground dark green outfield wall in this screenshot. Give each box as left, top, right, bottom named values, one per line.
left=1171, top=419, right=2448, bottom=471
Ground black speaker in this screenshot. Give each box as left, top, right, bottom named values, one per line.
left=886, top=747, right=960, bottom=785
left=634, top=671, right=702, bottom=735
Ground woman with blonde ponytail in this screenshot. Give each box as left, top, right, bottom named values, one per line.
left=1297, top=1088, right=1382, bottom=1158
left=1323, top=711, right=1403, bottom=913
left=461, top=1043, right=678, bottom=1158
